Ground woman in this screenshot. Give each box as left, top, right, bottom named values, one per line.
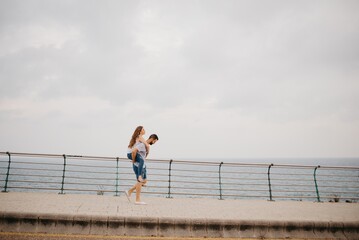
left=127, top=126, right=149, bottom=182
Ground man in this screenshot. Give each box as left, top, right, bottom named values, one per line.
left=125, top=134, right=159, bottom=205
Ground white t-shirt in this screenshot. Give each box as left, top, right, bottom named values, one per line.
left=128, top=142, right=147, bottom=167
left=134, top=142, right=147, bottom=160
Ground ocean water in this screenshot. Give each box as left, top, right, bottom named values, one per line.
left=0, top=154, right=358, bottom=202
left=190, top=157, right=359, bottom=167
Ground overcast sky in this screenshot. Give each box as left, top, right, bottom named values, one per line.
left=0, top=0, right=358, bottom=161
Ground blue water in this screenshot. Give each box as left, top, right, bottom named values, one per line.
left=0, top=154, right=358, bottom=202
left=191, top=157, right=359, bottom=167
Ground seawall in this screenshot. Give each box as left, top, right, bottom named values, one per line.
left=0, top=192, right=358, bottom=239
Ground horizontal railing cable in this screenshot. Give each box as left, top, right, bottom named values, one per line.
left=64, top=169, right=115, bottom=174
left=4, top=167, right=61, bottom=172
left=6, top=173, right=62, bottom=178
left=1, top=151, right=358, bottom=202
left=5, top=161, right=63, bottom=167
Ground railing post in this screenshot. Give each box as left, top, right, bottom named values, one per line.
left=115, top=157, right=119, bottom=196
left=267, top=163, right=274, bottom=201
left=2, top=152, right=11, bottom=192
left=167, top=159, right=173, bottom=198
left=314, top=165, right=321, bottom=202
left=59, top=154, right=67, bottom=194
left=219, top=162, right=224, bottom=200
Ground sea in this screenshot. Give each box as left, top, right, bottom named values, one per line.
left=0, top=154, right=358, bottom=202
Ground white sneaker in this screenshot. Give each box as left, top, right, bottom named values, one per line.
left=135, top=201, right=147, bottom=205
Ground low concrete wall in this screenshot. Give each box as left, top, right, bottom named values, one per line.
left=1, top=212, right=358, bottom=239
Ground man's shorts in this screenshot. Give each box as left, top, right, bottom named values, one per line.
left=133, top=164, right=147, bottom=181
left=127, top=153, right=147, bottom=181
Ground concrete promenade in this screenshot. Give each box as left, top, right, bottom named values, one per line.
left=0, top=192, right=358, bottom=239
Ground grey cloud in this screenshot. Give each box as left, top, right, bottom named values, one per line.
left=168, top=1, right=359, bottom=121
left=1, top=0, right=359, bottom=117
left=0, top=1, right=143, bottom=103
left=1, top=0, right=359, bottom=158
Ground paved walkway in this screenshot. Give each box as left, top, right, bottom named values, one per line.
left=0, top=192, right=359, bottom=239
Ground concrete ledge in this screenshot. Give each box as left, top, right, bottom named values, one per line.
left=107, top=216, right=125, bottom=235
left=0, top=212, right=358, bottom=239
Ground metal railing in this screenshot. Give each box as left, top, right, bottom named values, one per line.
left=1, top=151, right=358, bottom=202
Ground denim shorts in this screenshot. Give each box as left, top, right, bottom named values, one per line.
left=127, top=153, right=147, bottom=180
left=133, top=164, right=147, bottom=180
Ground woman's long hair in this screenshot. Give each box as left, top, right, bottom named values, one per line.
left=128, top=126, right=143, bottom=148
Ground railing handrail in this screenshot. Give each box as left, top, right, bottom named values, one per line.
left=1, top=151, right=358, bottom=202
left=1, top=151, right=358, bottom=170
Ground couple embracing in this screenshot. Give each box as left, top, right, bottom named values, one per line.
left=124, top=126, right=159, bottom=205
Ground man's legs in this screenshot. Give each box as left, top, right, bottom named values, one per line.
left=128, top=184, right=136, bottom=197
left=135, top=182, right=142, bottom=202
left=127, top=153, right=145, bottom=182
left=128, top=180, right=147, bottom=195
left=134, top=167, right=147, bottom=203
left=126, top=163, right=147, bottom=204
left=126, top=161, right=139, bottom=200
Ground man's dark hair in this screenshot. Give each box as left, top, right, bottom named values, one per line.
left=149, top=134, right=159, bottom=140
